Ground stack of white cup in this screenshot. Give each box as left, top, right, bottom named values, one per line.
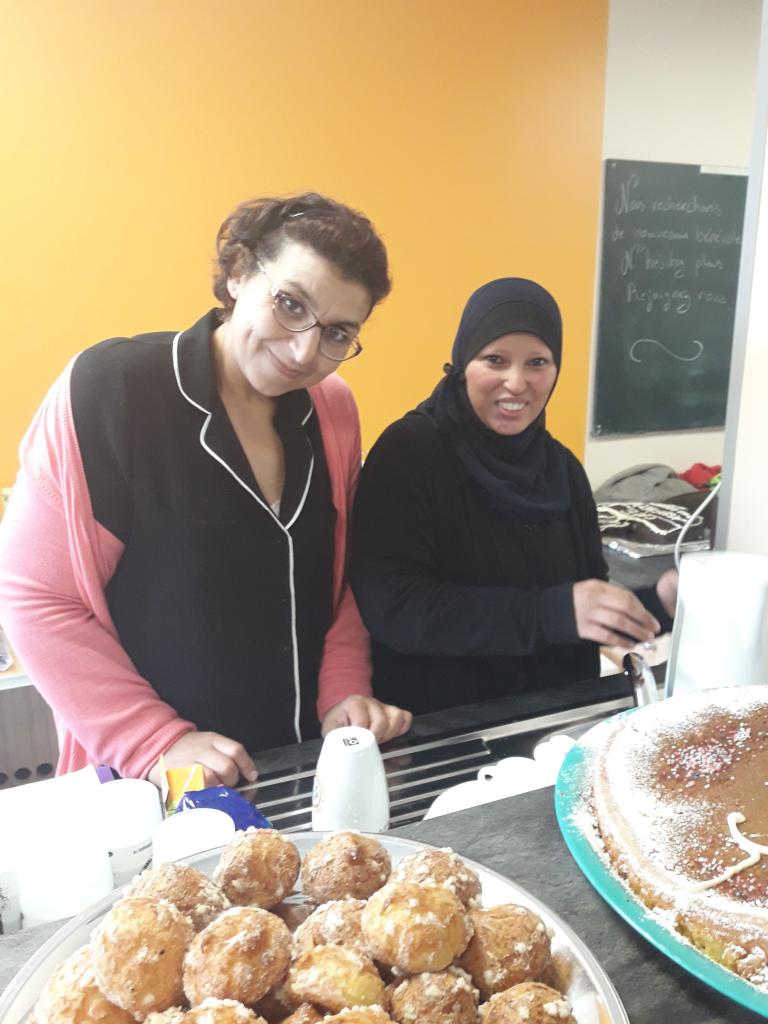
left=1, top=766, right=108, bottom=930
left=96, top=778, right=164, bottom=886
left=17, top=819, right=115, bottom=928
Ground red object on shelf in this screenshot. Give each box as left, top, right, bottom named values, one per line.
left=678, top=463, right=721, bottom=489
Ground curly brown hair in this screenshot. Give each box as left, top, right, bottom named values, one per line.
left=213, top=193, right=391, bottom=317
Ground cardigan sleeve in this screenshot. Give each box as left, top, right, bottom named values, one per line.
left=0, top=359, right=194, bottom=777
left=350, top=418, right=580, bottom=658
left=315, top=585, right=372, bottom=718
left=312, top=375, right=372, bottom=720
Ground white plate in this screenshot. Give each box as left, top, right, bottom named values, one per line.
left=0, top=832, right=628, bottom=1024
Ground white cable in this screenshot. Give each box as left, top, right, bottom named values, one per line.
left=674, top=479, right=722, bottom=571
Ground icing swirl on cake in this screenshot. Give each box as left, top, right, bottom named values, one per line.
left=688, top=812, right=768, bottom=892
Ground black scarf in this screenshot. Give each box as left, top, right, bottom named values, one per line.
left=416, top=277, right=571, bottom=522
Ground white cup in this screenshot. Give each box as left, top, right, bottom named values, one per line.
left=0, top=766, right=107, bottom=929
left=18, top=818, right=114, bottom=927
left=476, top=756, right=548, bottom=794
left=424, top=778, right=508, bottom=819
left=151, top=807, right=235, bottom=867
left=532, top=735, right=576, bottom=783
left=96, top=778, right=164, bottom=886
left=311, top=726, right=389, bottom=833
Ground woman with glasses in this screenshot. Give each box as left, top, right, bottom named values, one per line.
left=350, top=277, right=677, bottom=716
left=0, top=193, right=411, bottom=786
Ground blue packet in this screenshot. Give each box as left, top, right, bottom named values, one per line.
left=177, top=785, right=271, bottom=831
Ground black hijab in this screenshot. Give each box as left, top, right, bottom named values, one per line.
left=416, top=277, right=571, bottom=522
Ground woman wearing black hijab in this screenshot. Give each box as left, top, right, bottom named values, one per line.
left=350, top=278, right=677, bottom=715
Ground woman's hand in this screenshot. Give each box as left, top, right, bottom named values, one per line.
left=655, top=568, right=679, bottom=619
left=147, top=731, right=258, bottom=789
left=321, top=695, right=413, bottom=744
left=573, top=579, right=660, bottom=649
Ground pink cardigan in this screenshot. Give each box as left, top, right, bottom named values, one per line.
left=0, top=361, right=371, bottom=777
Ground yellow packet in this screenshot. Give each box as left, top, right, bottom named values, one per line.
left=159, top=756, right=206, bottom=814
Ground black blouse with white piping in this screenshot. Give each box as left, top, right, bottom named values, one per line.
left=71, top=309, right=335, bottom=751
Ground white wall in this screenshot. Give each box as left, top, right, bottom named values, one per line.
left=584, top=0, right=761, bottom=488
left=721, top=164, right=768, bottom=552
left=718, top=3, right=768, bottom=553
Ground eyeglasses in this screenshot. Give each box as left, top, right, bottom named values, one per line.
left=256, top=261, right=363, bottom=362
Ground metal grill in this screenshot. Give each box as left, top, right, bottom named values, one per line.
left=239, top=695, right=633, bottom=830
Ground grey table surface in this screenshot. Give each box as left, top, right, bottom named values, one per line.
left=0, top=786, right=762, bottom=1023
left=604, top=547, right=675, bottom=590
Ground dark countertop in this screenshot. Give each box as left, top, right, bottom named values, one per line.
left=396, top=789, right=760, bottom=1024
left=1, top=786, right=762, bottom=1022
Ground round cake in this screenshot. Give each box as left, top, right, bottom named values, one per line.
left=591, top=685, right=768, bottom=985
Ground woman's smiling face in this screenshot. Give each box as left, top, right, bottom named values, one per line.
left=464, top=332, right=558, bottom=435
left=219, top=240, right=372, bottom=398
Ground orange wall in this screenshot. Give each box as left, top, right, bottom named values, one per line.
left=0, top=0, right=608, bottom=486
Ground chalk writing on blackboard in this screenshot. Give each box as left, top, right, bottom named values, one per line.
left=592, top=160, right=747, bottom=436
left=628, top=338, right=704, bottom=363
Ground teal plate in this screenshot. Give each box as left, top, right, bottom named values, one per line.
left=555, top=709, right=768, bottom=1020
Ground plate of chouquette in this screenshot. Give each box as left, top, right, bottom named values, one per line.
left=0, top=829, right=627, bottom=1024
left=555, top=685, right=768, bottom=1020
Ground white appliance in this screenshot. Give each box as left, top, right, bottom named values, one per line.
left=665, top=551, right=768, bottom=696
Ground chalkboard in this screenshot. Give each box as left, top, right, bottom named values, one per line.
left=592, top=159, right=747, bottom=436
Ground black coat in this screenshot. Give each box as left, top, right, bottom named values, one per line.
left=351, top=414, right=666, bottom=715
